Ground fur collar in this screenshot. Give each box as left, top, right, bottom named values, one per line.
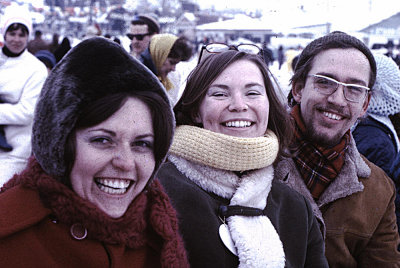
left=274, top=136, right=371, bottom=236
left=169, top=155, right=285, bottom=267
left=2, top=157, right=188, bottom=267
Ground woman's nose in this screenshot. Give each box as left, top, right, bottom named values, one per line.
left=228, top=94, right=248, bottom=111
left=112, top=145, right=135, bottom=171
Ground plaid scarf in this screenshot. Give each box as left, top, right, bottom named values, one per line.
left=290, top=105, right=350, bottom=199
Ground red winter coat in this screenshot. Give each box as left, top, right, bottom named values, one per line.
left=0, top=158, right=189, bottom=268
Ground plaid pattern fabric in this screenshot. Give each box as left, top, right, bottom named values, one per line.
left=290, top=105, right=350, bottom=199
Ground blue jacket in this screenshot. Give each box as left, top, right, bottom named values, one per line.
left=138, top=48, right=157, bottom=76
left=353, top=116, right=398, bottom=175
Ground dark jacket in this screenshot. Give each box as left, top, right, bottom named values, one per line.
left=275, top=138, right=400, bottom=267
left=158, top=160, right=328, bottom=268
left=353, top=116, right=398, bottom=175
left=139, top=48, right=157, bottom=75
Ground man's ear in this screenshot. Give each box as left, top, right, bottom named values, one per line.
left=292, top=82, right=304, bottom=103
left=359, top=92, right=371, bottom=117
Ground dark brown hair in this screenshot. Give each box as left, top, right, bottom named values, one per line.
left=5, top=23, right=28, bottom=36
left=174, top=50, right=293, bottom=155
left=168, top=36, right=193, bottom=61
left=288, top=31, right=377, bottom=107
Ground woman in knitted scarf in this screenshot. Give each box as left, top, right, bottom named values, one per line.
left=157, top=49, right=328, bottom=267
left=0, top=37, right=188, bottom=267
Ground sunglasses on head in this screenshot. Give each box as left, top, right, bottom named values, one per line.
left=127, top=33, right=149, bottom=41
left=197, top=43, right=262, bottom=64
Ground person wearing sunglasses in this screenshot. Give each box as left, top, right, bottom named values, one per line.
left=127, top=14, right=160, bottom=59
left=139, top=34, right=192, bottom=104
left=157, top=49, right=328, bottom=267
left=276, top=31, right=400, bottom=267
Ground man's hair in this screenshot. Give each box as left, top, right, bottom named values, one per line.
left=130, top=15, right=160, bottom=35
left=168, top=36, right=193, bottom=61
left=288, top=31, right=377, bottom=107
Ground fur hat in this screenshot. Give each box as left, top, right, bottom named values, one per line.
left=1, top=5, right=32, bottom=36
left=32, top=37, right=174, bottom=180
left=368, top=53, right=400, bottom=116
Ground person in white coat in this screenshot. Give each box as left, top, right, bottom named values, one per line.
left=0, top=6, right=48, bottom=186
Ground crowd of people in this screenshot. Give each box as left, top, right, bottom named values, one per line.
left=0, top=4, right=400, bottom=268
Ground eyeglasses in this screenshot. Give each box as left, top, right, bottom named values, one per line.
left=198, top=43, right=262, bottom=64
left=127, top=33, right=149, bottom=41
left=309, top=74, right=370, bottom=103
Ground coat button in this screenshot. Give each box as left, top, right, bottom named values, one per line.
left=70, top=223, right=87, bottom=240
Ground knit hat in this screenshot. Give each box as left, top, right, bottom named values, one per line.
left=1, top=5, right=32, bottom=36
left=35, top=50, right=56, bottom=69
left=32, top=37, right=174, bottom=181
left=367, top=53, right=400, bottom=116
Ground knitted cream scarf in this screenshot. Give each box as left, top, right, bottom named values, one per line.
left=169, top=125, right=279, bottom=171
left=169, top=125, right=285, bottom=267
left=150, top=34, right=178, bottom=91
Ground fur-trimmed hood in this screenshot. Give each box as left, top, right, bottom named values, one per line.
left=32, top=37, right=174, bottom=181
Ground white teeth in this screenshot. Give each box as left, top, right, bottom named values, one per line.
left=225, top=121, right=251, bottom=128
left=95, top=178, right=131, bottom=195
left=323, top=112, right=342, bottom=120
left=98, top=184, right=127, bottom=194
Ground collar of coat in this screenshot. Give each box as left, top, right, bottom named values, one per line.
left=169, top=154, right=286, bottom=267
left=0, top=157, right=189, bottom=267
left=274, top=135, right=371, bottom=237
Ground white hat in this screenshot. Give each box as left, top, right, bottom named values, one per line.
left=368, top=53, right=400, bottom=116
left=1, top=5, right=32, bottom=37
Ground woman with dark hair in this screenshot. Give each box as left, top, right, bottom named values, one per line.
left=139, top=33, right=193, bottom=104
left=0, top=37, right=188, bottom=267
left=157, top=47, right=328, bottom=267
left=0, top=6, right=48, bottom=185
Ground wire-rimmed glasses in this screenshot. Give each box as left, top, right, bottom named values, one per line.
left=309, top=74, right=370, bottom=103
left=198, top=43, right=262, bottom=64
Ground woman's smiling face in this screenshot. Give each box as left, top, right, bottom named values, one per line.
left=196, top=59, right=270, bottom=138
left=70, top=97, right=155, bottom=218
left=4, top=27, right=28, bottom=54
